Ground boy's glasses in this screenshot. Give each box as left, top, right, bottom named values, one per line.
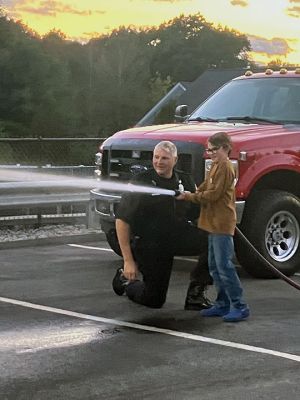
left=206, top=146, right=220, bottom=154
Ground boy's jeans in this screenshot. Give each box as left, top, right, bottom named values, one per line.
left=208, top=233, right=247, bottom=310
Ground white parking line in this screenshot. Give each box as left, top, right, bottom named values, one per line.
left=67, top=244, right=198, bottom=262
left=68, top=245, right=300, bottom=272
left=0, top=295, right=299, bottom=363
left=68, top=244, right=113, bottom=252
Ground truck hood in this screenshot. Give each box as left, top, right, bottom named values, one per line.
left=108, top=122, right=298, bottom=145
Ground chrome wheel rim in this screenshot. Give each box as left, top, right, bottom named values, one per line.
left=265, top=211, right=299, bottom=262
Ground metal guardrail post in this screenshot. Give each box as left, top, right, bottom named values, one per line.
left=36, top=212, right=42, bottom=227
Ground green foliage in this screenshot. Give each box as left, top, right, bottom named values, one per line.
left=148, top=14, right=251, bottom=81
left=0, top=11, right=252, bottom=139
left=149, top=73, right=173, bottom=104
left=153, top=100, right=177, bottom=125
left=267, top=58, right=300, bottom=68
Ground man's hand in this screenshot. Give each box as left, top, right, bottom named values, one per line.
left=176, top=191, right=191, bottom=200
left=116, top=219, right=138, bottom=281
left=123, top=260, right=138, bottom=281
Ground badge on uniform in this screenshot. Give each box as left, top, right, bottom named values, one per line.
left=178, top=180, right=184, bottom=192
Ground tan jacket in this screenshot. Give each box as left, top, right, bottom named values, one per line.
left=185, top=159, right=236, bottom=235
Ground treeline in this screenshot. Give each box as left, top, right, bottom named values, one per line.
left=0, top=11, right=252, bottom=138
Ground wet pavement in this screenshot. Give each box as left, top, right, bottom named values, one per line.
left=0, top=239, right=299, bottom=399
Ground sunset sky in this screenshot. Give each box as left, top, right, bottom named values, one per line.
left=2, top=0, right=300, bottom=65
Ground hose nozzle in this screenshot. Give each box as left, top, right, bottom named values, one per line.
left=174, top=190, right=182, bottom=197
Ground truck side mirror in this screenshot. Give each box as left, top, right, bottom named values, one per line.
left=174, top=105, right=189, bottom=122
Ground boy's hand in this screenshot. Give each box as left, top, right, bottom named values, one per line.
left=176, top=191, right=190, bottom=200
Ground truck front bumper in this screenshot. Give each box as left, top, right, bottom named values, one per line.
left=90, top=189, right=121, bottom=223
left=90, top=189, right=246, bottom=225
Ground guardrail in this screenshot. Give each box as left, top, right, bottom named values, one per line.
left=0, top=137, right=106, bottom=227
left=0, top=178, right=92, bottom=227
left=0, top=164, right=96, bottom=177
left=0, top=192, right=90, bottom=227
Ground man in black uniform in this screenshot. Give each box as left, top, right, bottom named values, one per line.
left=112, top=140, right=212, bottom=309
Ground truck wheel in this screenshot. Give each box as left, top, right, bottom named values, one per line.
left=235, top=190, right=300, bottom=278
left=105, top=230, right=122, bottom=257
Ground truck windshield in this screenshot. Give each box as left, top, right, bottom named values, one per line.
left=188, top=77, right=300, bottom=125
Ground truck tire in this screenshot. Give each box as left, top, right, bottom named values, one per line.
left=235, top=190, right=300, bottom=278
left=105, top=229, right=122, bottom=257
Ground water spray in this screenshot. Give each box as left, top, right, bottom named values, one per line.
left=0, top=168, right=181, bottom=197
left=1, top=168, right=299, bottom=290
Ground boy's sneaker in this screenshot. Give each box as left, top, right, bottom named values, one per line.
left=112, top=268, right=129, bottom=296
left=223, top=307, right=250, bottom=322
left=200, top=305, right=229, bottom=317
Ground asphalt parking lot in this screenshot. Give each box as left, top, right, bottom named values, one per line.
left=0, top=237, right=299, bottom=400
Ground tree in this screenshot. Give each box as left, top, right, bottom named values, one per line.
left=85, top=27, right=154, bottom=135
left=267, top=58, right=300, bottom=68
left=0, top=11, right=253, bottom=139
left=148, top=14, right=251, bottom=82
left=0, top=13, right=44, bottom=136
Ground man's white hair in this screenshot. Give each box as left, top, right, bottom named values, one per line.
left=154, top=141, right=177, bottom=157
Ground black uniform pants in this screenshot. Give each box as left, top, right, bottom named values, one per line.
left=125, top=222, right=210, bottom=308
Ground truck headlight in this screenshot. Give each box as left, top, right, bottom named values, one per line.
left=205, top=159, right=239, bottom=185
left=95, top=152, right=102, bottom=166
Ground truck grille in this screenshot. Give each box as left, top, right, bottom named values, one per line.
left=101, top=140, right=205, bottom=185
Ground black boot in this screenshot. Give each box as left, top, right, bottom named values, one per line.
left=184, top=281, right=213, bottom=311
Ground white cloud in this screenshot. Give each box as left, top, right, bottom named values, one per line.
left=249, top=35, right=293, bottom=57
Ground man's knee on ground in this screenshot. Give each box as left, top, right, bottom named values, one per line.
left=126, top=284, right=166, bottom=308
left=142, top=298, right=165, bottom=308
left=140, top=290, right=167, bottom=308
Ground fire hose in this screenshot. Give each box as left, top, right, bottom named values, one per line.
left=235, top=226, right=300, bottom=291
left=173, top=189, right=300, bottom=291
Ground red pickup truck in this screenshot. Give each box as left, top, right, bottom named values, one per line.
left=90, top=68, right=300, bottom=278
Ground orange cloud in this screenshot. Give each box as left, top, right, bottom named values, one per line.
left=8, top=0, right=106, bottom=18
left=230, top=0, right=248, bottom=6
left=150, top=0, right=191, bottom=2
left=286, top=0, right=300, bottom=18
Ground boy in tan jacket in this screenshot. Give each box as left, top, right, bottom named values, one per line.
left=177, top=132, right=249, bottom=322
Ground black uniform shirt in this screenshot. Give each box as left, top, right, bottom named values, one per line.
left=115, top=168, right=198, bottom=240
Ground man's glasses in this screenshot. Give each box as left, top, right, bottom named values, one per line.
left=205, top=146, right=220, bottom=154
